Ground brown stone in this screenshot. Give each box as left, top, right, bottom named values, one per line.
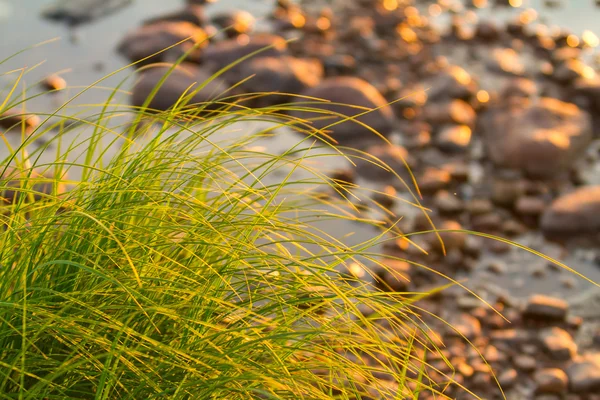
left=535, top=368, right=569, bottom=394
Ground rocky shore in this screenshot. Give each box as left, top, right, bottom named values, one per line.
left=4, top=0, right=600, bottom=398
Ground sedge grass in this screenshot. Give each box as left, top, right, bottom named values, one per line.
left=1, top=42, right=594, bottom=399
left=0, top=50, right=470, bottom=399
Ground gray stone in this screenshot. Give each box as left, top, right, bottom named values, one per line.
left=541, top=186, right=600, bottom=241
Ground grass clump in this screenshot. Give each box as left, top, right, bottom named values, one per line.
left=0, top=58, right=455, bottom=399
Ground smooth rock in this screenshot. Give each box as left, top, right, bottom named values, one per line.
left=501, top=78, right=538, bottom=99
left=514, top=354, right=537, bottom=372
left=211, top=10, right=255, bottom=38
left=437, top=125, right=472, bottom=153
left=131, top=63, right=232, bottom=112
left=292, top=77, right=395, bottom=142
left=1, top=168, right=67, bottom=205
left=42, top=0, right=132, bottom=26
left=353, top=145, right=415, bottom=183
left=480, top=97, right=593, bottom=179
left=567, top=354, right=600, bottom=393
left=202, top=34, right=288, bottom=71
left=375, top=259, right=412, bottom=292
left=535, top=368, right=569, bottom=394
left=447, top=313, right=482, bottom=340
left=498, top=368, right=518, bottom=388
left=541, top=186, right=600, bottom=240
left=143, top=6, right=207, bottom=27
left=515, top=196, right=546, bottom=217
left=539, top=328, right=577, bottom=361
left=434, top=191, right=465, bottom=215
left=225, top=56, right=322, bottom=107
left=425, top=100, right=477, bottom=128
left=488, top=48, right=526, bottom=77
left=523, top=294, right=568, bottom=321
left=41, top=74, right=67, bottom=91
left=427, top=65, right=478, bottom=101
left=0, top=109, right=40, bottom=132
left=117, top=21, right=209, bottom=65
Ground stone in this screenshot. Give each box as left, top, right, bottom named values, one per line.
left=535, top=368, right=569, bottom=394
left=513, top=354, right=537, bottom=371
left=480, top=97, right=593, bottom=179
left=427, top=65, right=478, bottom=101
left=211, top=10, right=255, bottom=38
left=447, top=313, right=482, bottom=340
left=0, top=109, right=40, bottom=133
left=515, top=196, right=546, bottom=217
left=41, top=74, right=67, bottom=91
left=201, top=34, right=288, bottom=71
left=42, top=0, right=132, bottom=26
left=567, top=353, right=600, bottom=393
left=488, top=48, right=526, bottom=76
left=539, top=328, right=577, bottom=361
left=374, top=259, right=412, bottom=292
left=417, top=168, right=451, bottom=194
left=292, top=77, right=395, bottom=142
left=425, top=100, right=477, bottom=128
left=1, top=168, right=67, bottom=205
left=541, top=186, right=600, bottom=241
left=143, top=6, right=207, bottom=27
left=131, top=63, right=232, bottom=112
left=524, top=295, right=568, bottom=321
left=498, top=368, right=518, bottom=388
left=553, top=59, right=596, bottom=85
left=117, top=21, right=209, bottom=65
left=501, top=78, right=538, bottom=99
left=225, top=56, right=323, bottom=107
left=437, top=125, right=472, bottom=153
left=486, top=260, right=507, bottom=275
left=434, top=191, right=464, bottom=215
left=475, top=20, right=501, bottom=42
left=353, top=145, right=415, bottom=183
left=425, top=220, right=467, bottom=254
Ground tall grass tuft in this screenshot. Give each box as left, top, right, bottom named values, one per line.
left=0, top=53, right=462, bottom=399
